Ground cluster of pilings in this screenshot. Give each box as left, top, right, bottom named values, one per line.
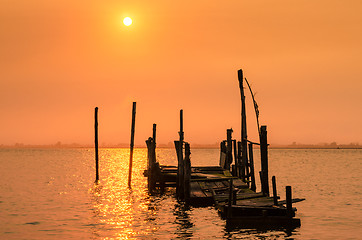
left=145, top=110, right=192, bottom=202
left=219, top=126, right=269, bottom=196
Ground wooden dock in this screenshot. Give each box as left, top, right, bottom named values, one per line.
left=143, top=69, right=304, bottom=229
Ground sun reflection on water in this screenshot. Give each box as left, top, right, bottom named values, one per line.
left=89, top=148, right=152, bottom=239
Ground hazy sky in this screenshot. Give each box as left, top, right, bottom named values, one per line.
left=1, top=0, right=361, bottom=146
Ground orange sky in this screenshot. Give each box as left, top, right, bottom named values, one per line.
left=1, top=0, right=361, bottom=146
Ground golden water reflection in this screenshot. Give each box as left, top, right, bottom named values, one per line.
left=89, top=148, right=188, bottom=239
left=87, top=148, right=293, bottom=239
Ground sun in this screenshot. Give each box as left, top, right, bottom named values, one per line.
left=123, top=17, right=132, bottom=26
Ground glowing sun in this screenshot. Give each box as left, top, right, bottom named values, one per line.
left=123, top=17, right=132, bottom=26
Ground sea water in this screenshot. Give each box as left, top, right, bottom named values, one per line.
left=0, top=148, right=361, bottom=239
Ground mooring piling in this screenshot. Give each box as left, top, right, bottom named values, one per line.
left=286, top=186, right=293, bottom=217
left=226, top=129, right=233, bottom=171
left=176, top=109, right=185, bottom=199
left=94, top=107, right=99, bottom=183
left=128, top=102, right=137, bottom=188
left=184, top=142, right=191, bottom=202
left=272, top=176, right=278, bottom=206
left=146, top=136, right=156, bottom=193
left=238, top=69, right=249, bottom=184
left=248, top=143, right=256, bottom=191
left=227, top=178, right=233, bottom=218
left=153, top=123, right=157, bottom=145
left=260, top=125, right=269, bottom=196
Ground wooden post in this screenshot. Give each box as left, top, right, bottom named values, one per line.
left=226, top=129, right=233, bottom=171
left=152, top=123, right=157, bottom=145
left=219, top=141, right=227, bottom=169
left=94, top=107, right=99, bottom=183
left=184, top=142, right=191, bottom=202
left=128, top=102, right=136, bottom=188
left=259, top=171, right=264, bottom=194
left=248, top=143, right=256, bottom=191
left=286, top=186, right=293, bottom=217
left=227, top=178, right=233, bottom=218
left=146, top=137, right=156, bottom=193
left=232, top=140, right=237, bottom=176
left=272, top=176, right=278, bottom=206
left=232, top=189, right=237, bottom=205
left=238, top=69, right=248, bottom=183
left=237, top=141, right=242, bottom=178
left=260, top=125, right=269, bottom=196
left=176, top=109, right=184, bottom=200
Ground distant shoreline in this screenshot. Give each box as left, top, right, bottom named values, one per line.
left=1, top=144, right=361, bottom=150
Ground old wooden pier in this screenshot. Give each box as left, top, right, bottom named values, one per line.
left=144, top=69, right=304, bottom=228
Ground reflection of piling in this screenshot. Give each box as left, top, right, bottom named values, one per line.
left=128, top=102, right=136, bottom=188
left=94, top=107, right=99, bottom=183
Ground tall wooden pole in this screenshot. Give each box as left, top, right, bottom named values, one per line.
left=176, top=109, right=184, bottom=199
left=238, top=69, right=248, bottom=182
left=95, top=107, right=99, bottom=183
left=128, top=102, right=136, bottom=188
left=260, top=125, right=269, bottom=196
left=152, top=123, right=157, bottom=145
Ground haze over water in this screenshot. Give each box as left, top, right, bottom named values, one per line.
left=1, top=148, right=361, bottom=239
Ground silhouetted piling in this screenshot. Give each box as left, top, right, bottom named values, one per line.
left=94, top=107, right=99, bottom=183
left=128, top=102, right=136, bottom=188
left=226, top=129, right=233, bottom=171
left=146, top=136, right=156, bottom=192
left=260, top=125, right=269, bottom=196
left=152, top=123, right=157, bottom=145
left=237, top=141, right=242, bottom=178
left=232, top=140, right=237, bottom=176
left=272, top=176, right=278, bottom=206
left=238, top=69, right=248, bottom=183
left=184, top=142, right=191, bottom=202
left=176, top=109, right=184, bottom=199
left=286, top=186, right=293, bottom=217
left=248, top=143, right=256, bottom=191
left=228, top=178, right=233, bottom=218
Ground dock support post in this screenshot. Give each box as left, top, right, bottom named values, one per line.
left=153, top=123, right=157, bottom=145
left=237, top=141, right=242, bottom=178
left=232, top=140, right=237, bottom=176
left=286, top=186, right=293, bottom=217
left=238, top=69, right=248, bottom=184
left=260, top=125, right=269, bottom=196
left=227, top=178, right=233, bottom=218
left=226, top=129, right=233, bottom=171
left=219, top=141, right=227, bottom=169
left=146, top=137, right=156, bottom=193
left=248, top=143, right=256, bottom=191
left=272, top=176, right=278, bottom=206
left=184, top=142, right=191, bottom=203
left=128, top=102, right=136, bottom=188
left=94, top=107, right=99, bottom=183
left=176, top=109, right=184, bottom=200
